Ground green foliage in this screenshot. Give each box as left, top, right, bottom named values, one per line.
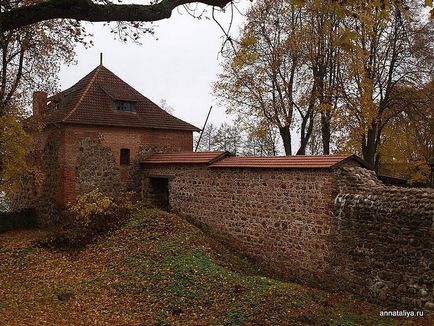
left=0, top=115, right=33, bottom=198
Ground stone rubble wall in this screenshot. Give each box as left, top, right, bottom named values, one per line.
left=141, top=164, right=434, bottom=310
left=127, top=145, right=181, bottom=196
left=12, top=123, right=193, bottom=224
left=332, top=167, right=434, bottom=310
left=61, top=125, right=192, bottom=204
left=142, top=165, right=337, bottom=285
left=37, top=138, right=62, bottom=224
left=76, top=137, right=123, bottom=198
left=12, top=133, right=62, bottom=225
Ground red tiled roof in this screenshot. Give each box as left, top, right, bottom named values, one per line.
left=141, top=151, right=231, bottom=164
left=43, top=65, right=200, bottom=131
left=209, top=154, right=370, bottom=169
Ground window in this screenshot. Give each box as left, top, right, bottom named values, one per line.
left=113, top=100, right=134, bottom=112
left=120, top=148, right=130, bottom=165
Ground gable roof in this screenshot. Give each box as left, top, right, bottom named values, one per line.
left=209, top=154, right=371, bottom=169
left=140, top=152, right=372, bottom=170
left=142, top=151, right=231, bottom=165
left=43, top=65, right=200, bottom=132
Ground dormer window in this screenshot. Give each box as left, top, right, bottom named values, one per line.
left=113, top=100, right=135, bottom=112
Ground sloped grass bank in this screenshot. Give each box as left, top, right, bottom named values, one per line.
left=0, top=209, right=431, bottom=325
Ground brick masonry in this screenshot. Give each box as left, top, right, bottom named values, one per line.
left=60, top=124, right=193, bottom=205
left=13, top=124, right=193, bottom=223
left=141, top=163, right=434, bottom=310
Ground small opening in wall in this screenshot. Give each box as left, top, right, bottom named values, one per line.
left=149, top=177, right=170, bottom=211
left=120, top=148, right=130, bottom=165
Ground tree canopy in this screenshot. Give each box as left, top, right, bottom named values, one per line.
left=215, top=0, right=433, bottom=180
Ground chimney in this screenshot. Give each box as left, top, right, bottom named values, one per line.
left=32, top=91, right=47, bottom=116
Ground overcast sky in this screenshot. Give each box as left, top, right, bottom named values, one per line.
left=58, top=3, right=250, bottom=130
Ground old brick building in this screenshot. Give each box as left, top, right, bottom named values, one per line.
left=15, top=65, right=199, bottom=217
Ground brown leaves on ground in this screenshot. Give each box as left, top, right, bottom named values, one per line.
left=0, top=209, right=432, bottom=325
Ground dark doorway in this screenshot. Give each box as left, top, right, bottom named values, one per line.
left=149, top=177, right=170, bottom=211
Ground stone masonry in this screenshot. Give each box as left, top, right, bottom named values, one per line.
left=141, top=163, right=434, bottom=310
left=332, top=167, right=434, bottom=310
left=14, top=124, right=192, bottom=224
left=76, top=137, right=123, bottom=197
left=142, top=164, right=338, bottom=285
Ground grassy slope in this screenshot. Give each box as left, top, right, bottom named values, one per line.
left=0, top=209, right=431, bottom=325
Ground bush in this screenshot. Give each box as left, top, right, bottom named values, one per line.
left=51, top=189, right=135, bottom=248
left=69, top=189, right=116, bottom=228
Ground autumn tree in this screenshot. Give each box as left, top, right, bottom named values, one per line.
left=194, top=123, right=218, bottom=151
left=377, top=81, right=434, bottom=184
left=0, top=1, right=82, bottom=197
left=302, top=0, right=344, bottom=154
left=335, top=1, right=434, bottom=169
left=1, top=0, right=432, bottom=34
left=215, top=0, right=347, bottom=156
left=215, top=0, right=309, bottom=155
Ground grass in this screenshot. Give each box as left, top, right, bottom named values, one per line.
left=0, top=209, right=431, bottom=325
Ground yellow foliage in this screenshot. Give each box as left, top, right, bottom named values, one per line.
left=0, top=115, right=32, bottom=198
left=68, top=190, right=136, bottom=227
left=336, top=30, right=358, bottom=52
left=379, top=123, right=432, bottom=185
left=68, top=189, right=115, bottom=226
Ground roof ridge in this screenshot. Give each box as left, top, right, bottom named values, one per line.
left=62, top=66, right=102, bottom=122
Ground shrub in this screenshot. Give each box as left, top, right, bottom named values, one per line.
left=69, top=189, right=115, bottom=228
left=51, top=189, right=135, bottom=248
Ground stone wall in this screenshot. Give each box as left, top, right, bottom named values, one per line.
left=12, top=123, right=194, bottom=223
left=61, top=124, right=193, bottom=205
left=141, top=164, right=434, bottom=310
left=76, top=137, right=123, bottom=198
left=12, top=129, right=62, bottom=225
left=332, top=167, right=434, bottom=310
left=142, top=165, right=338, bottom=285
left=37, top=138, right=61, bottom=224
left=128, top=145, right=182, bottom=195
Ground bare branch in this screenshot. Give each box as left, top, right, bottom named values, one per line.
left=1, top=0, right=232, bottom=32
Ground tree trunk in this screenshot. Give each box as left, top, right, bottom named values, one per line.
left=321, top=111, right=331, bottom=155
left=279, top=126, right=292, bottom=156
left=362, top=127, right=378, bottom=170
left=296, top=143, right=307, bottom=155
left=297, top=114, right=314, bottom=155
